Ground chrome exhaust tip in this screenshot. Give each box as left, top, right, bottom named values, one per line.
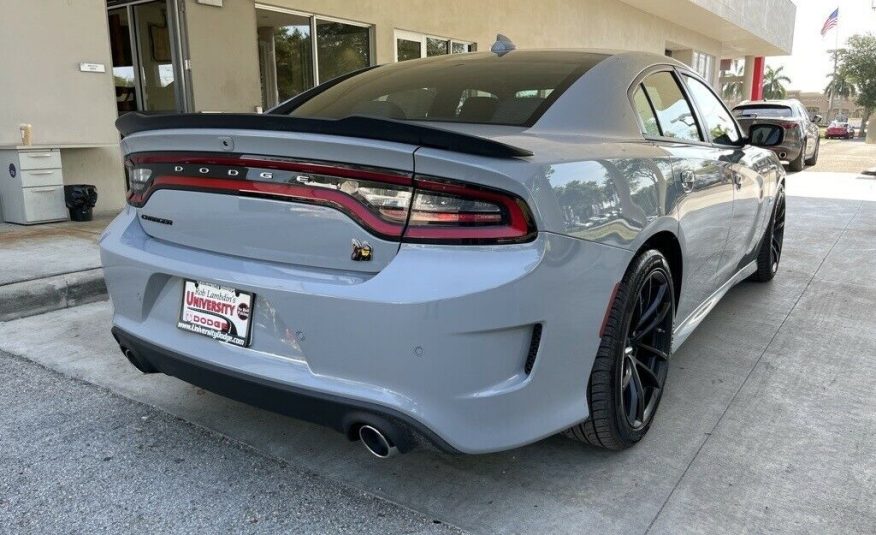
left=778, top=152, right=787, bottom=160
left=358, top=425, right=399, bottom=458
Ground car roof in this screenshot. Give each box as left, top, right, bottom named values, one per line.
left=735, top=100, right=798, bottom=107
left=286, top=49, right=700, bottom=140
left=530, top=50, right=695, bottom=139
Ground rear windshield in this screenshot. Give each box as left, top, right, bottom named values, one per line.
left=283, top=52, right=602, bottom=126
left=733, top=105, right=794, bottom=118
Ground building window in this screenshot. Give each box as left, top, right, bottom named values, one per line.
left=394, top=30, right=474, bottom=61
left=692, top=51, right=715, bottom=85
left=396, top=38, right=421, bottom=61
left=316, top=19, right=371, bottom=83
left=256, top=5, right=372, bottom=108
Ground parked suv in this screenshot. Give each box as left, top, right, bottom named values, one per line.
left=733, top=99, right=819, bottom=171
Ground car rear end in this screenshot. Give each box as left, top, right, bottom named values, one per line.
left=733, top=103, right=804, bottom=161
left=826, top=122, right=852, bottom=139
left=100, top=52, right=628, bottom=454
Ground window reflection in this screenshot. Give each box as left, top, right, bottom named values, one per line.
left=316, top=20, right=370, bottom=82
left=257, top=10, right=371, bottom=108
left=684, top=76, right=740, bottom=145
left=632, top=86, right=660, bottom=137
left=397, top=39, right=421, bottom=61
left=427, top=37, right=449, bottom=56
left=549, top=159, right=674, bottom=244
left=642, top=72, right=700, bottom=142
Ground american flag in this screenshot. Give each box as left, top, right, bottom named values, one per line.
left=821, top=8, right=839, bottom=37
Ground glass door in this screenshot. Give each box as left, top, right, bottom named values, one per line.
left=107, top=0, right=185, bottom=114
left=132, top=1, right=177, bottom=111
left=108, top=7, right=138, bottom=113
left=256, top=9, right=313, bottom=108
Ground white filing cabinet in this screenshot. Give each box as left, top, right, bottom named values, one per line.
left=0, top=148, right=68, bottom=224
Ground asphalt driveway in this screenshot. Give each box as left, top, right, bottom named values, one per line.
left=1, top=170, right=874, bottom=534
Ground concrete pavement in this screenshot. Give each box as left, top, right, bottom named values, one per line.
left=0, top=215, right=114, bottom=321
left=0, top=351, right=461, bottom=535
left=808, top=138, right=876, bottom=174
left=0, top=170, right=874, bottom=533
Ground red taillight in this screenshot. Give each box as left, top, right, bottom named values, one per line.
left=126, top=153, right=536, bottom=245
left=779, top=121, right=798, bottom=130
left=402, top=178, right=535, bottom=244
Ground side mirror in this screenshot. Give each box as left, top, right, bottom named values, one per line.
left=748, top=124, right=785, bottom=147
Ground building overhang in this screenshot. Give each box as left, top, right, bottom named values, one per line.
left=620, top=0, right=796, bottom=57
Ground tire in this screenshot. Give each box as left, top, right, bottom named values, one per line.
left=788, top=140, right=805, bottom=171
left=804, top=137, right=819, bottom=166
left=565, top=250, right=674, bottom=450
left=749, top=185, right=785, bottom=282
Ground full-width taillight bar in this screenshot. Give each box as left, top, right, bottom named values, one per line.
left=126, top=152, right=536, bottom=245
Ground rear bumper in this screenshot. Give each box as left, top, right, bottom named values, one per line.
left=111, top=326, right=455, bottom=453
left=99, top=208, right=632, bottom=453
left=766, top=141, right=803, bottom=161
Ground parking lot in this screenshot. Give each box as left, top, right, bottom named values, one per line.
left=1, top=141, right=875, bottom=534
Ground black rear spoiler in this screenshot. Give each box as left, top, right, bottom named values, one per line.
left=115, top=113, right=533, bottom=159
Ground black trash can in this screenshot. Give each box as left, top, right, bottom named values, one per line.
left=64, top=185, right=98, bottom=222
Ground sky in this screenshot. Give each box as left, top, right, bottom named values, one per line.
left=767, top=0, right=876, bottom=92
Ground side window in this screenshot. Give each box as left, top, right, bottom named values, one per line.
left=683, top=76, right=741, bottom=145
left=632, top=85, right=661, bottom=137
left=641, top=71, right=701, bottom=142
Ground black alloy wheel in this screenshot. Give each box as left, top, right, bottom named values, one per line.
left=565, top=250, right=674, bottom=450
left=770, top=191, right=786, bottom=273
left=620, top=268, right=673, bottom=430
left=751, top=186, right=785, bottom=282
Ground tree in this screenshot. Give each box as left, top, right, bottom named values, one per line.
left=721, top=65, right=744, bottom=100
left=762, top=65, right=791, bottom=100
left=837, top=33, right=876, bottom=138
left=273, top=26, right=313, bottom=101
left=824, top=70, right=857, bottom=101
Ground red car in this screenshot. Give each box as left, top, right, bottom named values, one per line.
left=826, top=121, right=855, bottom=139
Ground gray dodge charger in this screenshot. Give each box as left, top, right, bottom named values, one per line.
left=102, top=50, right=787, bottom=457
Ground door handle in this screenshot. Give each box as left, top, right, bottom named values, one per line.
left=680, top=170, right=696, bottom=192
left=28, top=170, right=55, bottom=175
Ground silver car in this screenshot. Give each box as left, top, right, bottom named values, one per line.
left=102, top=51, right=787, bottom=457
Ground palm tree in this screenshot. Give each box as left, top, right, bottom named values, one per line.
left=824, top=71, right=857, bottom=100
left=762, top=65, right=791, bottom=100
left=721, top=65, right=744, bottom=100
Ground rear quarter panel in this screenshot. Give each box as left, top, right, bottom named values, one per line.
left=416, top=138, right=680, bottom=252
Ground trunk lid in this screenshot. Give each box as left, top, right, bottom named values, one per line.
left=117, top=113, right=535, bottom=273
left=122, top=128, right=417, bottom=273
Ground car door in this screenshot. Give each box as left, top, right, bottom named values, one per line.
left=681, top=74, right=766, bottom=281
left=634, top=69, right=734, bottom=323
left=795, top=101, right=819, bottom=157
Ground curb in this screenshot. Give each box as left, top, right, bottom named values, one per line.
left=0, top=269, right=107, bottom=322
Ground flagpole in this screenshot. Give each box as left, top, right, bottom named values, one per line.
left=834, top=20, right=839, bottom=120
left=828, top=13, right=839, bottom=122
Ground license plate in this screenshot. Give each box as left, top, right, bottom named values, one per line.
left=178, top=280, right=254, bottom=347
